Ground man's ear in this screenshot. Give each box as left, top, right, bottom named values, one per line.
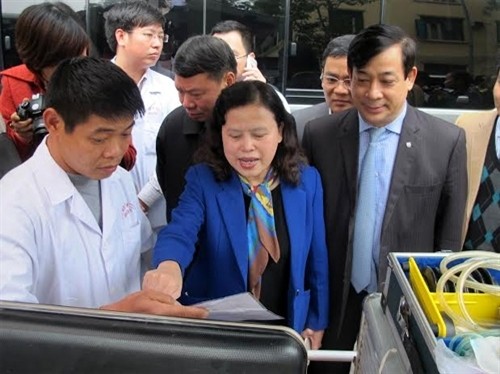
left=115, top=28, right=127, bottom=47
left=43, top=108, right=63, bottom=134
left=406, top=66, right=418, bottom=91
left=224, top=71, right=237, bottom=87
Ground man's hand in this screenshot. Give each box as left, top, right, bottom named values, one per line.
left=100, top=289, right=208, bottom=319
left=301, top=328, right=324, bottom=350
left=142, top=260, right=183, bottom=299
left=9, top=110, right=34, bottom=142
left=241, top=66, right=266, bottom=83
left=138, top=198, right=149, bottom=213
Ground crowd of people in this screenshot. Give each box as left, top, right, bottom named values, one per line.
left=412, top=70, right=495, bottom=110
left=0, top=1, right=499, bottom=372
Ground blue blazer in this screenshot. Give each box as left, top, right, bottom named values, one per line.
left=153, top=163, right=329, bottom=332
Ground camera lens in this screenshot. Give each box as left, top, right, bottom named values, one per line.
left=32, top=118, right=48, bottom=136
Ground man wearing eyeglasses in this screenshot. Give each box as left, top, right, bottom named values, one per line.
left=293, top=34, right=355, bottom=143
left=211, top=20, right=291, bottom=113
left=104, top=2, right=180, bottom=239
left=104, top=1, right=181, bottom=277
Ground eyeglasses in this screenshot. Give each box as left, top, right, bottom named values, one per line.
left=128, top=31, right=168, bottom=43
left=235, top=53, right=249, bottom=60
left=320, top=74, right=351, bottom=89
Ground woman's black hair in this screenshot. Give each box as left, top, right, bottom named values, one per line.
left=195, top=81, right=306, bottom=185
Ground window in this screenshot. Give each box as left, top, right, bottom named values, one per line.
left=1, top=0, right=497, bottom=110
left=414, top=0, right=458, bottom=4
left=285, top=0, right=380, bottom=103
left=415, top=16, right=464, bottom=41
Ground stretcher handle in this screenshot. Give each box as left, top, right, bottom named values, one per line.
left=307, top=350, right=356, bottom=362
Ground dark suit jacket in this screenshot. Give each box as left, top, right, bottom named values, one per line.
left=302, top=105, right=467, bottom=333
left=152, top=164, right=329, bottom=332
left=156, top=106, right=207, bottom=221
left=292, top=102, right=329, bottom=143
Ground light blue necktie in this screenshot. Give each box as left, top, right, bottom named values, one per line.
left=351, top=127, right=385, bottom=293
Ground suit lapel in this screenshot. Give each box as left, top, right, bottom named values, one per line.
left=382, top=109, right=419, bottom=234
left=340, top=111, right=360, bottom=207
left=217, top=174, right=248, bottom=284
left=338, top=111, right=359, bottom=329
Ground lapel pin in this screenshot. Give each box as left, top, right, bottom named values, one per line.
left=406, top=142, right=412, bottom=148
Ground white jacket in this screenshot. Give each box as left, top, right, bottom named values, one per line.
left=0, top=140, right=154, bottom=308
left=131, top=68, right=180, bottom=232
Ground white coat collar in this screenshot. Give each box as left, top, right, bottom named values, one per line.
left=32, top=137, right=79, bottom=206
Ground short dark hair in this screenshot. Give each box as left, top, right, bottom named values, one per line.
left=15, top=2, right=89, bottom=80
left=210, top=20, right=253, bottom=54
left=321, top=34, right=355, bottom=69
left=195, top=81, right=306, bottom=185
left=173, top=35, right=237, bottom=81
left=45, top=57, right=145, bottom=133
left=348, top=24, right=416, bottom=78
left=104, top=0, right=164, bottom=52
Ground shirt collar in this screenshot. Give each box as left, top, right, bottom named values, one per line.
left=358, top=103, right=407, bottom=135
left=183, top=111, right=208, bottom=135
left=34, top=137, right=78, bottom=205
left=111, top=56, right=148, bottom=89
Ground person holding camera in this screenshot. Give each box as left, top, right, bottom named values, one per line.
left=0, top=56, right=207, bottom=320
left=0, top=2, right=137, bottom=170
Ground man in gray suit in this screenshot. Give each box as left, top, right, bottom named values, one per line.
left=293, top=34, right=354, bottom=142
left=302, top=24, right=467, bottom=373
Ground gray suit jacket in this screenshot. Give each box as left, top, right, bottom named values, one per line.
left=302, top=106, right=467, bottom=334
left=292, top=102, right=329, bottom=143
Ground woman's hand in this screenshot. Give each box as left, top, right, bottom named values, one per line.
left=301, top=328, right=324, bottom=350
left=9, top=109, right=34, bottom=142
left=100, top=289, right=208, bottom=319
left=142, top=260, right=183, bottom=299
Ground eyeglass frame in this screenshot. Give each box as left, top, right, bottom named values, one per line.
left=320, top=73, right=352, bottom=89
left=126, top=30, right=168, bottom=43
left=235, top=53, right=249, bottom=60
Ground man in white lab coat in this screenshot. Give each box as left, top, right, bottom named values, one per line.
left=0, top=57, right=206, bottom=319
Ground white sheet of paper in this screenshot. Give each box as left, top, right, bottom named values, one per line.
left=193, top=292, right=284, bottom=322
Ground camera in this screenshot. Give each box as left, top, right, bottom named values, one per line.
left=16, top=93, right=47, bottom=137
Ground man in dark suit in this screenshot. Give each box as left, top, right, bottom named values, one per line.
left=156, top=35, right=236, bottom=221
left=302, top=24, right=467, bottom=373
left=293, top=34, right=355, bottom=142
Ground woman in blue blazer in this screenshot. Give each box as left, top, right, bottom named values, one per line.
left=144, top=81, right=329, bottom=349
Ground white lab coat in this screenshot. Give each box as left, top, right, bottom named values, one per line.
left=0, top=139, right=154, bottom=308
left=131, top=68, right=180, bottom=232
